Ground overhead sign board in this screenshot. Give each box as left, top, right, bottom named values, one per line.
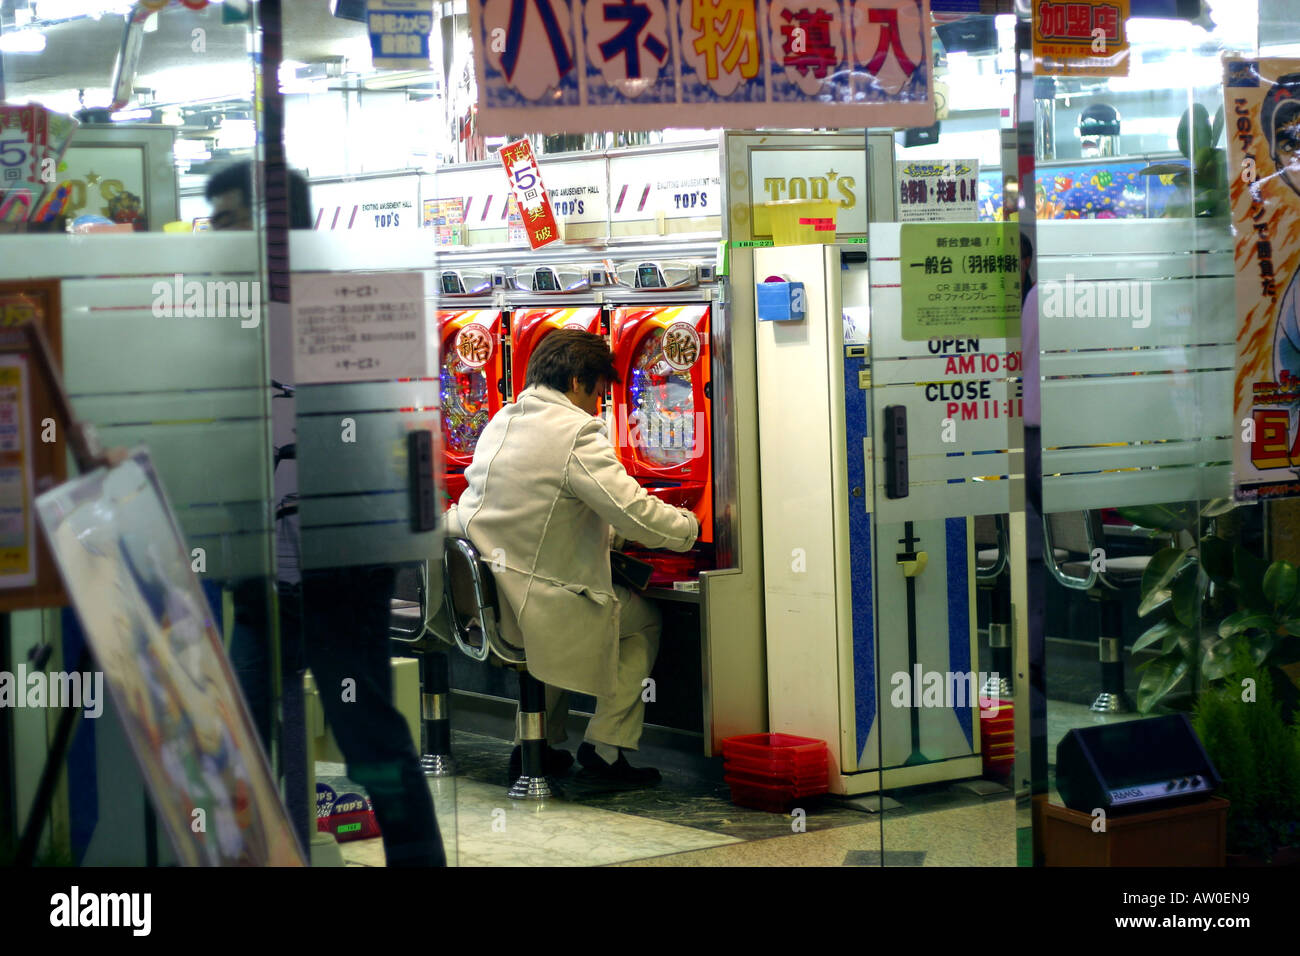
left=469, top=0, right=934, bottom=134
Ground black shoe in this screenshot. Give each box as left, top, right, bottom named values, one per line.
left=507, top=744, right=574, bottom=781
left=576, top=742, right=661, bottom=786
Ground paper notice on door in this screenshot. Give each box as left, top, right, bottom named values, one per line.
left=899, top=223, right=1021, bottom=341
left=291, top=271, right=433, bottom=384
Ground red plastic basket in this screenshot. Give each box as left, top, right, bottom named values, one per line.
left=724, top=750, right=828, bottom=779
left=721, top=733, right=827, bottom=768
left=726, top=770, right=825, bottom=798
left=726, top=778, right=801, bottom=813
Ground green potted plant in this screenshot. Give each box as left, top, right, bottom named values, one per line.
left=1193, top=668, right=1300, bottom=864
left=1119, top=500, right=1300, bottom=717
left=1139, top=103, right=1229, bottom=218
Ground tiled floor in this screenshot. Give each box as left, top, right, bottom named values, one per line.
left=326, top=728, right=1020, bottom=867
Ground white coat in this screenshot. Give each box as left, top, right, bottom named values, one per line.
left=442, top=385, right=698, bottom=699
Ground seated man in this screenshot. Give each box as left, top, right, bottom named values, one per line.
left=445, top=329, right=698, bottom=785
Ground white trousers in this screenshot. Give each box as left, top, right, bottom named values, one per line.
left=517, top=585, right=661, bottom=751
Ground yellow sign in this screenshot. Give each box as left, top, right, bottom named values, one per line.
left=1033, top=0, right=1130, bottom=77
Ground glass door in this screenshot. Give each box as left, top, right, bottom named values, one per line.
left=869, top=11, right=1025, bottom=867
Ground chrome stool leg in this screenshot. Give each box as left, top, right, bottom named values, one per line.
left=508, top=670, right=553, bottom=800
left=1091, top=602, right=1132, bottom=713
left=421, top=651, right=455, bottom=777
left=982, top=622, right=1013, bottom=698
left=982, top=584, right=1013, bottom=698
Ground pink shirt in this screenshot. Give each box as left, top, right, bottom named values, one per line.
left=1022, top=283, right=1040, bottom=427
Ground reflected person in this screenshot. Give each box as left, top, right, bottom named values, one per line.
left=210, top=161, right=444, bottom=865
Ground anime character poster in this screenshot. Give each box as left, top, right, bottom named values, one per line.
left=36, top=449, right=303, bottom=865
left=1227, top=58, right=1300, bottom=501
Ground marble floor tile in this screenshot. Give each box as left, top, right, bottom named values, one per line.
left=450, top=777, right=740, bottom=866
left=615, top=800, right=1016, bottom=867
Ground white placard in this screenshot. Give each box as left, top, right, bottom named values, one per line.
left=292, top=271, right=431, bottom=384
left=748, top=147, right=869, bottom=236
left=311, top=175, right=421, bottom=232
left=896, top=158, right=979, bottom=223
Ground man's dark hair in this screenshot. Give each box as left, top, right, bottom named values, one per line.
left=525, top=329, right=620, bottom=393
left=205, top=160, right=312, bottom=229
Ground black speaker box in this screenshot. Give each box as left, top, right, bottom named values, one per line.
left=1056, top=714, right=1221, bottom=815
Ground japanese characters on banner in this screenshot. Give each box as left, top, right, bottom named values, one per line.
left=1225, top=58, right=1300, bottom=502
left=469, top=0, right=933, bottom=134
left=897, top=158, right=979, bottom=222
left=367, top=0, right=435, bottom=70
left=499, top=139, right=562, bottom=249
left=1032, top=0, right=1129, bottom=78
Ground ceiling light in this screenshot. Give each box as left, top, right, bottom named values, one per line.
left=0, top=31, right=47, bottom=53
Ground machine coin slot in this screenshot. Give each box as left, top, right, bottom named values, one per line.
left=884, top=405, right=908, bottom=499
left=409, top=430, right=437, bottom=531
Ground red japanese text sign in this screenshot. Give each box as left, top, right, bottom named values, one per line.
left=1033, top=0, right=1129, bottom=78
left=499, top=139, right=561, bottom=250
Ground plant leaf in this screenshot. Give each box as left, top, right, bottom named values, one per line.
left=1138, top=162, right=1190, bottom=177
left=1200, top=497, right=1237, bottom=518
left=1137, top=655, right=1189, bottom=713
left=1263, top=561, right=1298, bottom=609
left=1133, top=619, right=1185, bottom=654
left=1140, top=548, right=1191, bottom=599
left=1218, top=610, right=1272, bottom=637
left=1200, top=535, right=1233, bottom=583
left=1234, top=544, right=1271, bottom=612
left=1201, top=638, right=1236, bottom=680
left=1211, top=104, right=1224, bottom=147
left=1172, top=566, right=1199, bottom=626
left=1117, top=503, right=1197, bottom=533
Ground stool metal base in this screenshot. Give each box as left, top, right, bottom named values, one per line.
left=422, top=753, right=455, bottom=777
left=1090, top=691, right=1132, bottom=714
left=507, top=774, right=553, bottom=801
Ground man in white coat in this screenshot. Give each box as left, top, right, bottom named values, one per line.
left=444, top=329, right=699, bottom=785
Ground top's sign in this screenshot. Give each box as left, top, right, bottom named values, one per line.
left=469, top=0, right=934, bottom=134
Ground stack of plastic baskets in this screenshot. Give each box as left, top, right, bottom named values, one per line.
left=721, top=733, right=829, bottom=812
left=979, top=697, right=1014, bottom=777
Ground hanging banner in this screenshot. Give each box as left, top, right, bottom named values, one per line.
left=469, top=0, right=933, bottom=134
left=1227, top=57, right=1300, bottom=502
left=499, top=138, right=561, bottom=249
left=1032, top=0, right=1129, bottom=78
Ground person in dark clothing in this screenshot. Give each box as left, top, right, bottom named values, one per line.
left=210, top=161, right=444, bottom=866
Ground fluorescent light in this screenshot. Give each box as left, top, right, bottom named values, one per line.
left=217, top=118, right=257, bottom=150
left=34, top=0, right=134, bottom=21
left=0, top=31, right=47, bottom=53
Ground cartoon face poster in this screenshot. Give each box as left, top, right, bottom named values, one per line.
left=36, top=449, right=304, bottom=865
left=1226, top=58, right=1300, bottom=501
